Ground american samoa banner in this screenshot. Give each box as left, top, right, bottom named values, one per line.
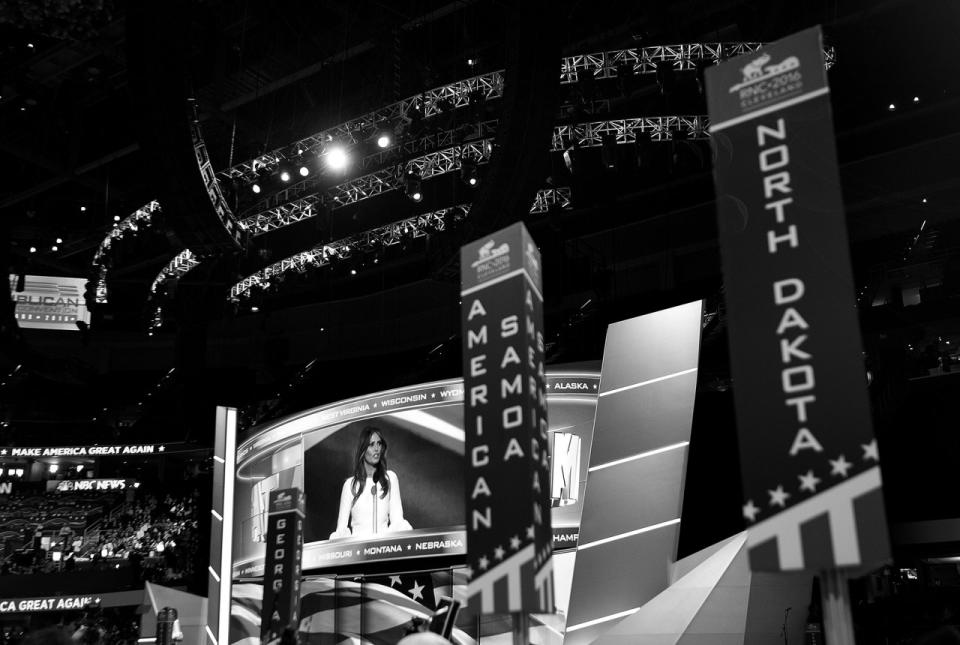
left=705, top=26, right=890, bottom=572
left=459, top=222, right=554, bottom=612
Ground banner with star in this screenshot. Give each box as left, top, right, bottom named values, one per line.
left=460, top=222, right=554, bottom=613
left=229, top=575, right=564, bottom=645
left=704, top=26, right=890, bottom=571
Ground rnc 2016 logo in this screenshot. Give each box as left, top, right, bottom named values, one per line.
left=471, top=238, right=511, bottom=281
left=728, top=52, right=803, bottom=111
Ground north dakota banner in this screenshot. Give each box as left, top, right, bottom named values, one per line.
left=705, top=26, right=890, bottom=572
left=460, top=222, right=553, bottom=613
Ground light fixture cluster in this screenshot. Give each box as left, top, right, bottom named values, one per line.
left=249, top=132, right=396, bottom=196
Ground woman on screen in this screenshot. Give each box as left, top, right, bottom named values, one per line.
left=330, top=426, right=412, bottom=538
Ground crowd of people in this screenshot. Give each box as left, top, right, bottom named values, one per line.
left=88, top=492, right=201, bottom=584
left=0, top=490, right=201, bottom=585
left=0, top=604, right=140, bottom=645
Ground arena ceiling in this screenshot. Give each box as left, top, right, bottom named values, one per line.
left=0, top=0, right=958, bottom=445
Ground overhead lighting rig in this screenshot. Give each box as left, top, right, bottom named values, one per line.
left=228, top=187, right=571, bottom=301
left=219, top=41, right=835, bottom=186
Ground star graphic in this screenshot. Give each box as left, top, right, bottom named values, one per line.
left=408, top=581, right=425, bottom=601
left=493, top=545, right=505, bottom=560
left=798, top=470, right=821, bottom=493
left=768, top=485, right=790, bottom=508
left=509, top=535, right=521, bottom=550
left=830, top=455, right=853, bottom=477
left=526, top=524, right=535, bottom=539
left=742, top=500, right=760, bottom=522
left=158, top=446, right=165, bottom=452
left=861, top=440, right=879, bottom=462
left=0, top=449, right=6, bottom=456
left=389, top=575, right=402, bottom=587
left=478, top=556, right=489, bottom=571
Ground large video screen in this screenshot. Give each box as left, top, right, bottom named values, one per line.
left=232, top=371, right=598, bottom=577
left=7, top=275, right=91, bottom=331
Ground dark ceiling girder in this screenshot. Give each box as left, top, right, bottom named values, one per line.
left=0, top=142, right=137, bottom=210
left=218, top=0, right=479, bottom=113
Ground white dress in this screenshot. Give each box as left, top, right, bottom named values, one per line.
left=330, top=470, right=411, bottom=538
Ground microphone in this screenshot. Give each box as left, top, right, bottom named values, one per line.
left=371, top=483, right=378, bottom=534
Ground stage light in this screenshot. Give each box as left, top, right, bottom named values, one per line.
left=922, top=197, right=928, bottom=203
left=51, top=245, right=58, bottom=252
left=350, top=269, right=357, bottom=276
left=299, top=165, right=309, bottom=177
left=405, top=170, right=422, bottom=202
left=76, top=465, right=84, bottom=472
left=888, top=103, right=896, bottom=111
left=601, top=133, right=618, bottom=170
left=49, top=464, right=59, bottom=473
left=113, top=215, right=121, bottom=222
left=376, top=133, right=391, bottom=148
left=913, top=96, right=920, bottom=103
left=563, top=147, right=577, bottom=173
left=280, top=170, right=291, bottom=182
left=29, top=246, right=36, bottom=253
left=27, top=43, right=34, bottom=49
left=461, top=157, right=479, bottom=186
left=324, top=146, right=349, bottom=171
left=252, top=183, right=262, bottom=194
left=250, top=305, right=259, bottom=312
left=80, top=206, right=86, bottom=212
left=56, top=237, right=62, bottom=244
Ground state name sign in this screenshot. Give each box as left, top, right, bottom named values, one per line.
left=705, top=26, right=890, bottom=572
left=260, top=488, right=304, bottom=643
left=460, top=221, right=554, bottom=613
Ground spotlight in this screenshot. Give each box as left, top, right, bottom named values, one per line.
left=461, top=157, right=479, bottom=186
left=252, top=183, right=262, bottom=194
left=405, top=169, right=422, bottom=202
left=913, top=96, right=920, bottom=103
left=80, top=206, right=86, bottom=212
left=29, top=246, right=36, bottom=253
left=56, top=237, right=63, bottom=244
left=563, top=147, right=578, bottom=174
left=113, top=215, right=121, bottom=222
left=350, top=269, right=357, bottom=276
left=299, top=166, right=309, bottom=177
left=324, top=146, right=349, bottom=171
left=601, top=133, right=618, bottom=170
left=250, top=305, right=260, bottom=312
left=376, top=133, right=391, bottom=148
left=888, top=103, right=896, bottom=111
left=280, top=170, right=291, bottom=182
left=51, top=245, right=58, bottom=252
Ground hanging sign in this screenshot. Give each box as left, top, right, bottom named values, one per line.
left=460, top=222, right=554, bottom=612
left=705, top=26, right=890, bottom=572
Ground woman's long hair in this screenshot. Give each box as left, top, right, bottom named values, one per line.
left=350, top=426, right=390, bottom=508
